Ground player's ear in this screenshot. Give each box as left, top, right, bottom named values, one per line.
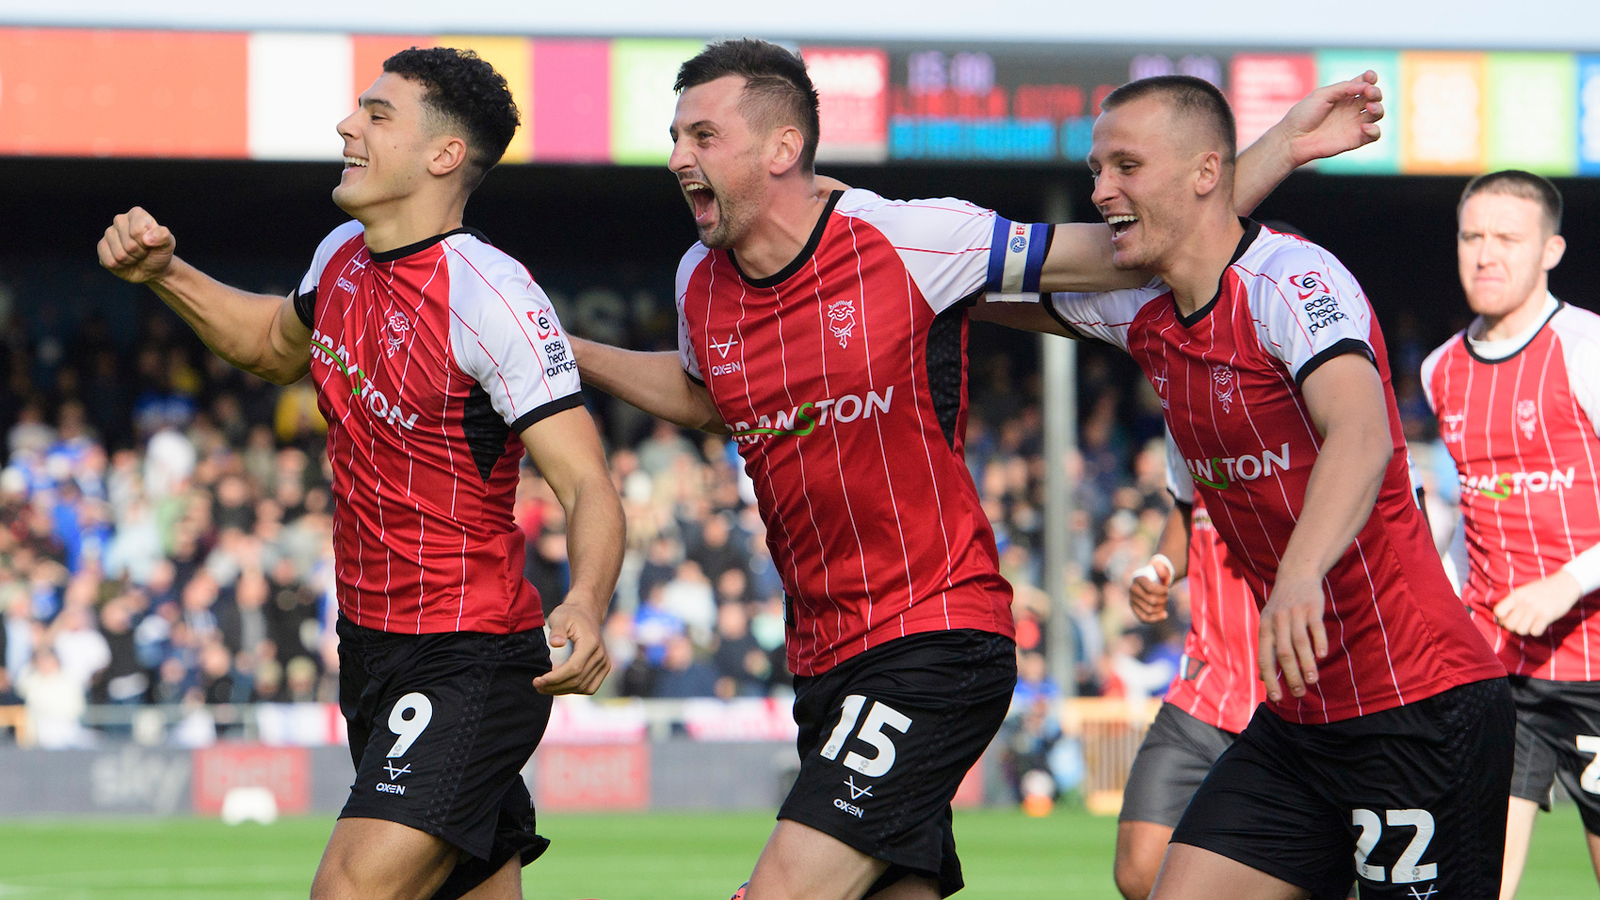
left=429, top=135, right=470, bottom=179
left=1194, top=150, right=1223, bottom=198
left=1542, top=233, right=1567, bottom=272
left=768, top=125, right=805, bottom=177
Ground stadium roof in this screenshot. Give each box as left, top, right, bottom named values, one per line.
left=4, top=0, right=1598, bottom=50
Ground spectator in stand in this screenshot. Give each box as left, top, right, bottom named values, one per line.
left=712, top=602, right=769, bottom=698
left=17, top=647, right=92, bottom=748
left=93, top=595, right=147, bottom=704
left=689, top=512, right=746, bottom=586
left=653, top=634, right=719, bottom=699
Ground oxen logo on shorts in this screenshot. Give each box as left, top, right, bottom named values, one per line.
left=385, top=312, right=411, bottom=358
left=1516, top=399, right=1538, bottom=440
left=1212, top=364, right=1236, bottom=414
left=828, top=300, right=856, bottom=349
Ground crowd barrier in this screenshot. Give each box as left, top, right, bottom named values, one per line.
left=0, top=697, right=1163, bottom=816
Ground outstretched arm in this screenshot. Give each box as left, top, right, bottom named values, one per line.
left=98, top=207, right=311, bottom=385
left=572, top=337, right=728, bottom=433
left=1257, top=354, right=1392, bottom=703
left=521, top=405, right=625, bottom=695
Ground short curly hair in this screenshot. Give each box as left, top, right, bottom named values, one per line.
left=383, top=47, right=520, bottom=188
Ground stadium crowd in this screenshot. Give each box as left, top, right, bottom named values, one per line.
left=0, top=304, right=1464, bottom=765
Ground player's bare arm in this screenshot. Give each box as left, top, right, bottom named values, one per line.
left=519, top=405, right=626, bottom=695
left=1258, top=354, right=1392, bottom=703
left=97, top=207, right=311, bottom=385
left=1131, top=502, right=1192, bottom=624
left=973, top=72, right=1383, bottom=335
left=571, top=338, right=728, bottom=433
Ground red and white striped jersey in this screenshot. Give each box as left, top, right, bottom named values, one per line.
left=1422, top=296, right=1600, bottom=681
left=1049, top=221, right=1503, bottom=724
left=1164, top=474, right=1265, bottom=734
left=676, top=189, right=1041, bottom=676
left=295, top=222, right=584, bottom=635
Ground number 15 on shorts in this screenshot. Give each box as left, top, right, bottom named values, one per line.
left=820, top=695, right=913, bottom=777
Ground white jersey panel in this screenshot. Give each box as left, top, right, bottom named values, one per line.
left=444, top=236, right=582, bottom=429
left=1234, top=234, right=1375, bottom=382
left=1549, top=302, right=1600, bottom=437
left=1045, top=282, right=1165, bottom=351
left=1166, top=429, right=1196, bottom=504
left=675, top=243, right=713, bottom=382
left=834, top=188, right=1005, bottom=314
left=298, top=219, right=366, bottom=297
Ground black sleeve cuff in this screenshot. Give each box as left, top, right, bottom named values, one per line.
left=686, top=370, right=706, bottom=386
left=293, top=288, right=316, bottom=330
left=1294, top=338, right=1376, bottom=388
left=1039, top=294, right=1088, bottom=342
left=510, top=392, right=586, bottom=435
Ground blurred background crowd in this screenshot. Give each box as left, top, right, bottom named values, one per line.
left=0, top=292, right=1470, bottom=803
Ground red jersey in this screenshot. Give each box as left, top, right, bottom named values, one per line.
left=1164, top=488, right=1264, bottom=734
left=675, top=189, right=1042, bottom=675
left=1422, top=296, right=1600, bottom=681
left=295, top=222, right=584, bottom=634
left=1049, top=221, right=1503, bottom=723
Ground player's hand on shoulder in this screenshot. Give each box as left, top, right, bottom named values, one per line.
left=535, top=601, right=611, bottom=695
left=1280, top=70, right=1384, bottom=166
left=1129, top=557, right=1173, bottom=624
left=97, top=206, right=176, bottom=284
left=1493, top=570, right=1582, bottom=638
left=1257, top=573, right=1329, bottom=702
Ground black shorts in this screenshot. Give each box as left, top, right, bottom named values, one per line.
left=1120, top=703, right=1237, bottom=828
left=1508, top=674, right=1600, bottom=833
left=1172, top=678, right=1514, bottom=900
left=779, top=629, right=1016, bottom=899
left=337, top=616, right=554, bottom=900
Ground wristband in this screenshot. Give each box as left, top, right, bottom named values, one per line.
left=1132, top=554, right=1175, bottom=588
left=1150, top=553, right=1175, bottom=586
left=1562, top=544, right=1600, bottom=595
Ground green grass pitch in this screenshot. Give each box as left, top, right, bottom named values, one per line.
left=0, top=806, right=1592, bottom=899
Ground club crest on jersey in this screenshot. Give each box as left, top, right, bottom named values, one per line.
left=827, top=300, right=857, bottom=349
left=384, top=312, right=411, bottom=358
left=1515, top=399, right=1538, bottom=439
left=1440, top=412, right=1466, bottom=444
left=1212, top=364, right=1236, bottom=414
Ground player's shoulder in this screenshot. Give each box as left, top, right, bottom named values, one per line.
left=675, top=243, right=715, bottom=301
left=1548, top=298, right=1600, bottom=351
left=318, top=219, right=365, bottom=250
left=441, top=231, right=552, bottom=313
left=1234, top=225, right=1351, bottom=285
left=1420, top=330, right=1469, bottom=382
left=833, top=187, right=992, bottom=224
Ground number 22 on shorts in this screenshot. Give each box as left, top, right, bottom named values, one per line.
left=387, top=692, right=433, bottom=758
left=819, top=695, right=913, bottom=777
left=1352, top=808, right=1437, bottom=884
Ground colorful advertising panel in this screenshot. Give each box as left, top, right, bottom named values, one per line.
left=533, top=39, right=611, bottom=163
left=437, top=35, right=533, bottom=162
left=1486, top=52, right=1576, bottom=175
left=247, top=31, right=351, bottom=161
left=609, top=39, right=706, bottom=165
left=1315, top=50, right=1401, bottom=174
left=1576, top=55, right=1600, bottom=176
left=1231, top=54, right=1316, bottom=149
left=804, top=46, right=889, bottom=163
left=1400, top=52, right=1488, bottom=175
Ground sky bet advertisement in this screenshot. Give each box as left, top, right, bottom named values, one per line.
left=0, top=27, right=1598, bottom=175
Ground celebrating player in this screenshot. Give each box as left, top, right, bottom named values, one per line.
left=1042, top=74, right=1513, bottom=900
left=1116, top=463, right=1262, bottom=900
left=1419, top=170, right=1600, bottom=898
left=573, top=38, right=1389, bottom=900
left=97, top=49, right=624, bottom=900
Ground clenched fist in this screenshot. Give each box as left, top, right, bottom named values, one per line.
left=97, top=207, right=176, bottom=284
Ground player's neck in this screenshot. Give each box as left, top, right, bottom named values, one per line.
left=1477, top=282, right=1552, bottom=343
left=732, top=180, right=829, bottom=280
left=354, top=193, right=468, bottom=256
left=1161, top=212, right=1246, bottom=317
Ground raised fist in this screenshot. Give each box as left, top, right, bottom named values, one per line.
left=97, top=207, right=176, bottom=284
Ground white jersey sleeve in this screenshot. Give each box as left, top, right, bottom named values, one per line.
left=1165, top=429, right=1196, bottom=504
left=446, top=237, right=584, bottom=433
left=834, top=188, right=1051, bottom=315
left=675, top=244, right=712, bottom=383
left=1242, top=238, right=1376, bottom=386
left=1043, top=281, right=1167, bottom=351
left=294, top=219, right=365, bottom=328
left=1548, top=303, right=1600, bottom=438
left=1418, top=337, right=1458, bottom=415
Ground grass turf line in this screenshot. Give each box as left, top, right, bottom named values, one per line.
left=0, top=806, right=1591, bottom=899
